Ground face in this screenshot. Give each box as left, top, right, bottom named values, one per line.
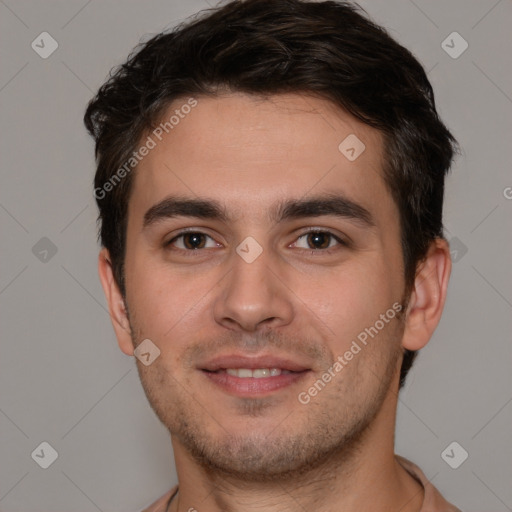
left=118, top=93, right=409, bottom=479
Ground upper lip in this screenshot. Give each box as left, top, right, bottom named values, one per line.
left=199, top=354, right=311, bottom=372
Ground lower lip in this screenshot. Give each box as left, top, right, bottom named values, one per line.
left=202, top=370, right=310, bottom=396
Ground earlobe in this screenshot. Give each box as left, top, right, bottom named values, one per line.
left=97, top=249, right=134, bottom=356
left=402, top=238, right=452, bottom=351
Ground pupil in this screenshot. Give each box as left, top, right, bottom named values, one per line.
left=308, top=232, right=329, bottom=249
left=185, top=233, right=204, bottom=249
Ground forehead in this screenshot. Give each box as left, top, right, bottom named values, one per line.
left=129, top=92, right=391, bottom=223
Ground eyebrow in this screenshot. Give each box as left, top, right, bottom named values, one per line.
left=143, top=193, right=375, bottom=229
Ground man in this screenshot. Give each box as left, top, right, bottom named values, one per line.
left=84, top=0, right=461, bottom=510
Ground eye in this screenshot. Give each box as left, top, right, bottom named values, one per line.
left=166, top=231, right=219, bottom=250
left=293, top=230, right=346, bottom=251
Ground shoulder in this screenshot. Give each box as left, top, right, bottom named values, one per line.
left=396, top=455, right=462, bottom=512
left=140, top=486, right=178, bottom=512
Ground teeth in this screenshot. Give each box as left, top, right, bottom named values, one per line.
left=225, top=368, right=284, bottom=378
left=253, top=368, right=270, bottom=378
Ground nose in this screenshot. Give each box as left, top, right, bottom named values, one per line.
left=213, top=246, right=294, bottom=332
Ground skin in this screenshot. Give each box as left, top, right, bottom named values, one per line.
left=99, top=92, right=451, bottom=512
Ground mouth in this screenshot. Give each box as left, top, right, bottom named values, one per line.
left=211, top=368, right=294, bottom=378
left=199, top=355, right=312, bottom=396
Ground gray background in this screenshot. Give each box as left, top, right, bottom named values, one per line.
left=0, top=0, right=511, bottom=510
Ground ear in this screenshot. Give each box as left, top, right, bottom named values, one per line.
left=402, top=238, right=452, bottom=351
left=98, top=248, right=134, bottom=356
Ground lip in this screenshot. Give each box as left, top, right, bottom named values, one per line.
left=202, top=369, right=310, bottom=396
left=198, top=354, right=311, bottom=372
left=198, top=353, right=312, bottom=397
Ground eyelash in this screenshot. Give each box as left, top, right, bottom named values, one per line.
left=164, top=229, right=347, bottom=256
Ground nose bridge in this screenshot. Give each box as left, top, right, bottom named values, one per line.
left=213, top=239, right=293, bottom=331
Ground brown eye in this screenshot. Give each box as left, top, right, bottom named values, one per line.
left=295, top=231, right=344, bottom=251
left=182, top=233, right=206, bottom=249
left=306, top=232, right=331, bottom=249
left=166, top=232, right=218, bottom=250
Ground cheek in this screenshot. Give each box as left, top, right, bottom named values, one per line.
left=125, top=257, right=178, bottom=331
left=125, top=255, right=217, bottom=353
left=295, top=264, right=397, bottom=350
